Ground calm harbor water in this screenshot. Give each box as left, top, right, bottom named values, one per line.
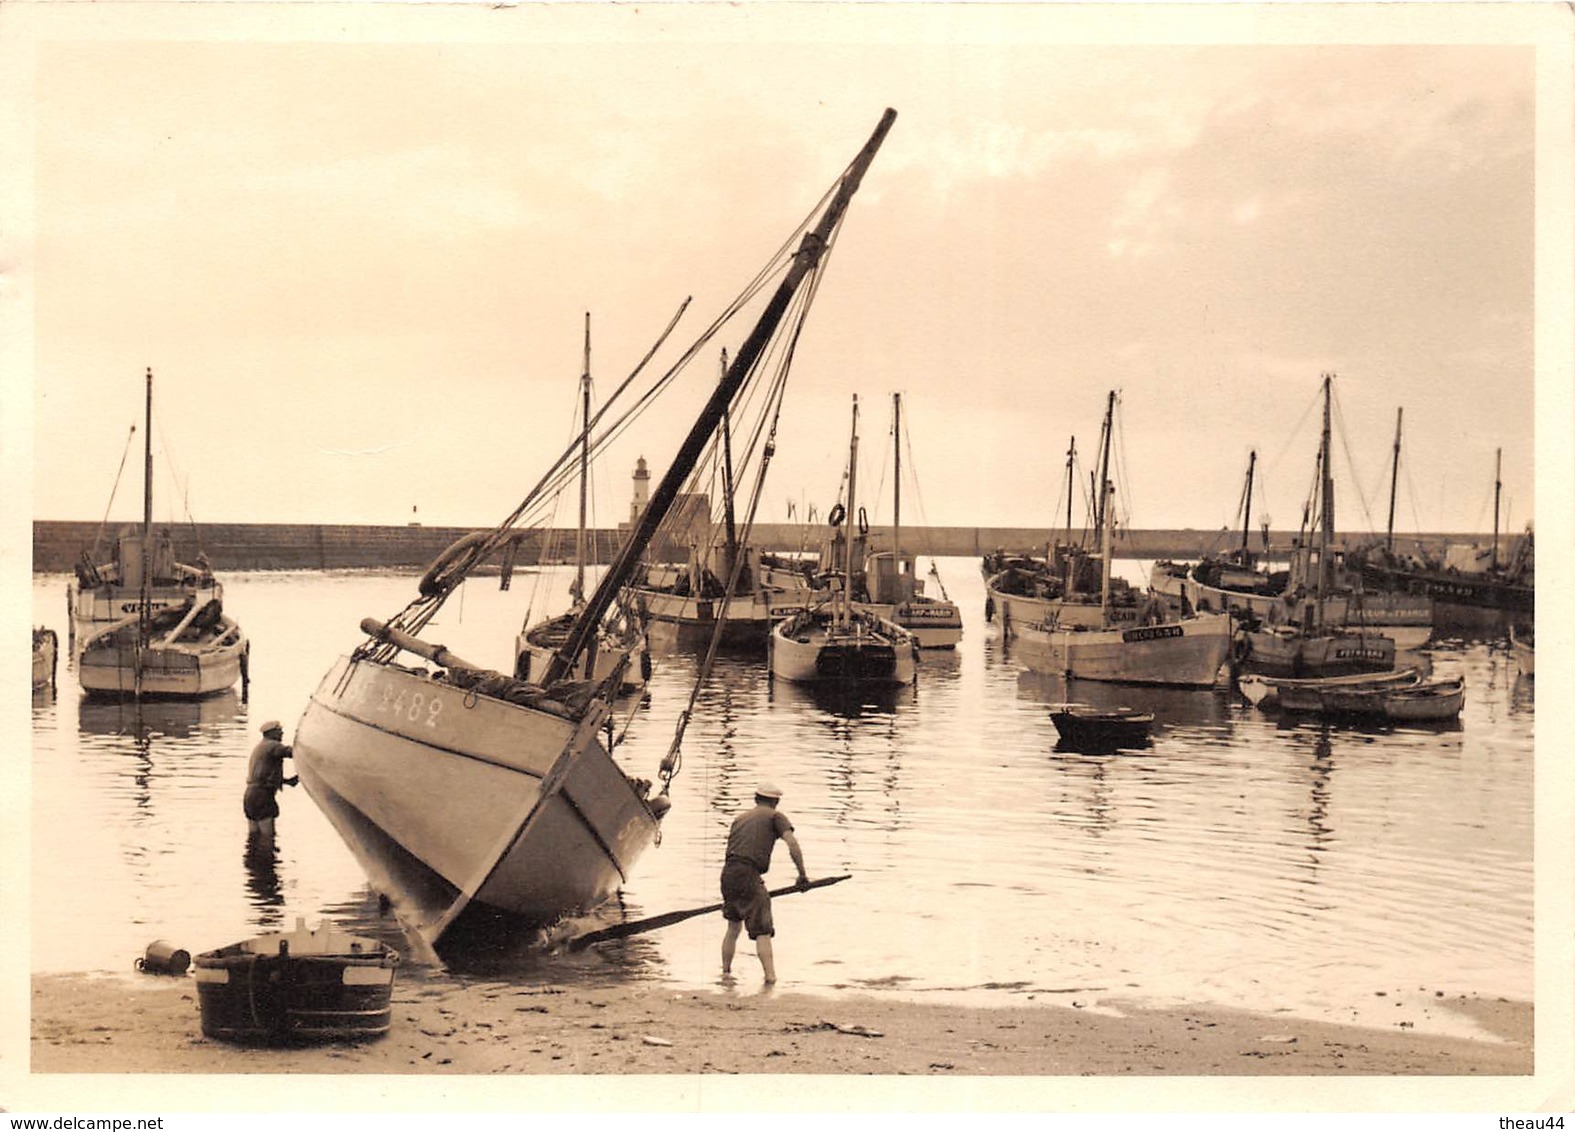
left=30, top=559, right=1534, bottom=1040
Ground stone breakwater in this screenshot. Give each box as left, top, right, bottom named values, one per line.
left=32, top=519, right=1493, bottom=573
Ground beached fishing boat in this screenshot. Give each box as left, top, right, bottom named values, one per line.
left=770, top=396, right=918, bottom=687
left=516, top=314, right=648, bottom=694
left=1015, top=393, right=1235, bottom=687
left=194, top=919, right=399, bottom=1044
left=290, top=109, right=898, bottom=954
left=31, top=627, right=57, bottom=691
left=1239, top=375, right=1396, bottom=679
left=1049, top=705, right=1154, bottom=750
left=72, top=369, right=248, bottom=699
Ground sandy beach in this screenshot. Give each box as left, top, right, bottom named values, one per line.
left=14, top=967, right=1546, bottom=1115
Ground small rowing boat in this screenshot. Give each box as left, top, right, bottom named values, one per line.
left=1049, top=705, right=1154, bottom=750
left=194, top=919, right=398, bottom=1044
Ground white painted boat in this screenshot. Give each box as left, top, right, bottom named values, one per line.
left=849, top=394, right=963, bottom=649
left=290, top=110, right=898, bottom=954
left=770, top=602, right=917, bottom=686
left=71, top=369, right=248, bottom=699
left=1019, top=611, right=1235, bottom=687
left=1013, top=392, right=1236, bottom=688
left=770, top=395, right=918, bottom=687
left=76, top=602, right=246, bottom=698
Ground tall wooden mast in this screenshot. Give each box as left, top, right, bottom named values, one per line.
left=545, top=108, right=898, bottom=683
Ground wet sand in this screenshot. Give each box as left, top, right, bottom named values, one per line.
left=25, top=969, right=1532, bottom=1085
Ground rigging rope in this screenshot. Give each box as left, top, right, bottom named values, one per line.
left=93, top=424, right=140, bottom=559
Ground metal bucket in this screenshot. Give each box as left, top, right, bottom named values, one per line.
left=136, top=939, right=191, bottom=976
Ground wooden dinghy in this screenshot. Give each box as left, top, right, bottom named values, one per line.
left=1049, top=705, right=1154, bottom=750
left=194, top=919, right=398, bottom=1044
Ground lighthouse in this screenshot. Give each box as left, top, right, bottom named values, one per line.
left=630, top=456, right=650, bottom=523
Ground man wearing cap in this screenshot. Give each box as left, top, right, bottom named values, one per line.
left=721, top=781, right=809, bottom=984
left=243, top=720, right=298, bottom=840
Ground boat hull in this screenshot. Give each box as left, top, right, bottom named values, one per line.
left=856, top=599, right=963, bottom=649
left=634, top=588, right=809, bottom=648
left=986, top=586, right=1125, bottom=637
left=1240, top=628, right=1395, bottom=678
left=194, top=922, right=398, bottom=1044
left=76, top=628, right=246, bottom=698
left=1016, top=613, right=1234, bottom=687
left=769, top=611, right=917, bottom=686
left=1050, top=708, right=1153, bottom=750
left=292, top=657, right=659, bottom=948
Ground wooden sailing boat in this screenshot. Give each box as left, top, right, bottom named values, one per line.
left=630, top=351, right=824, bottom=648
left=850, top=392, right=963, bottom=648
left=1016, top=393, right=1234, bottom=687
left=73, top=368, right=248, bottom=699
left=1239, top=374, right=1396, bottom=679
left=515, top=314, right=649, bottom=694
left=290, top=109, right=898, bottom=954
left=770, top=395, right=918, bottom=687
left=984, top=393, right=1141, bottom=635
left=1350, top=445, right=1534, bottom=620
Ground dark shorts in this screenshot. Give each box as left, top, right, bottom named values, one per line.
left=243, top=785, right=279, bottom=821
left=720, top=860, right=773, bottom=939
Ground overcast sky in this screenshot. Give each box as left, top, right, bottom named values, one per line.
left=5, top=3, right=1569, bottom=542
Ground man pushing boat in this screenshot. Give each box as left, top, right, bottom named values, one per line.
left=243, top=719, right=298, bottom=841
left=721, top=781, right=809, bottom=985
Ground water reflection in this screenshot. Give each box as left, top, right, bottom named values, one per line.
left=242, top=831, right=286, bottom=927
left=78, top=689, right=244, bottom=741
left=768, top=676, right=914, bottom=719
left=30, top=567, right=1534, bottom=1034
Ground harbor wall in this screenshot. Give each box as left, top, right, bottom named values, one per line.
left=32, top=520, right=1508, bottom=574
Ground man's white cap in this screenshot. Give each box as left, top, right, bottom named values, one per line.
left=259, top=720, right=283, bottom=734
left=755, top=781, right=783, bottom=800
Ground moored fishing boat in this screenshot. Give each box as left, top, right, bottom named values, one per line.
left=1014, top=391, right=1235, bottom=688
left=1239, top=374, right=1396, bottom=680
left=770, top=396, right=918, bottom=687
left=848, top=393, right=962, bottom=648
left=984, top=417, right=1141, bottom=635
left=71, top=369, right=248, bottom=700
left=289, top=109, right=898, bottom=954
left=516, top=314, right=649, bottom=694
left=194, top=919, right=399, bottom=1044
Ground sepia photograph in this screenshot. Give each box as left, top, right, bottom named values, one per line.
left=3, top=0, right=1571, bottom=1122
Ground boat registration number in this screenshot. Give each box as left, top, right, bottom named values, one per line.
left=1122, top=625, right=1184, bottom=643
left=345, top=675, right=446, bottom=729
left=1333, top=647, right=1390, bottom=661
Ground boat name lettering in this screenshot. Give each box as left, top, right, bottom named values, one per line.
left=1122, top=625, right=1184, bottom=643
left=900, top=606, right=958, bottom=621
left=1333, top=648, right=1390, bottom=660
left=120, top=601, right=176, bottom=613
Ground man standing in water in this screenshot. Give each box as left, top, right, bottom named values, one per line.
left=243, top=720, right=298, bottom=841
left=721, top=781, right=809, bottom=984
